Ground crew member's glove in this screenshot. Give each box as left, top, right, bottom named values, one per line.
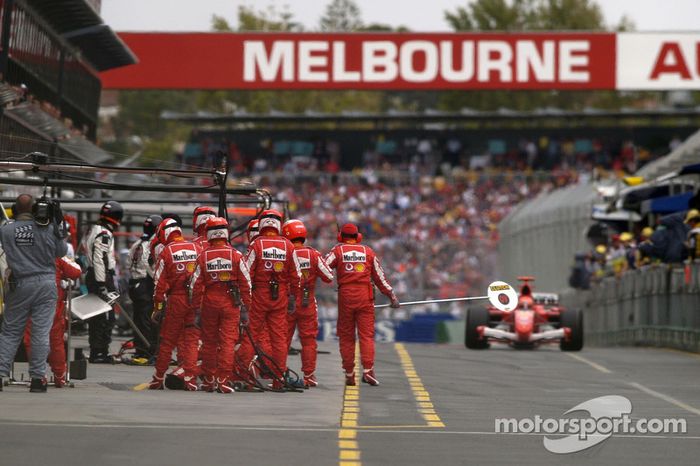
left=390, top=293, right=401, bottom=309
left=151, top=302, right=165, bottom=324
left=240, top=305, right=249, bottom=327
left=60, top=279, right=73, bottom=290
left=287, top=297, right=296, bottom=315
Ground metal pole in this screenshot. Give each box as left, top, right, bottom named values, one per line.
left=0, top=0, right=14, bottom=79
left=56, top=48, right=65, bottom=114
left=375, top=295, right=489, bottom=309
left=65, top=281, right=73, bottom=385
left=0, top=160, right=224, bottom=179
left=117, top=304, right=152, bottom=353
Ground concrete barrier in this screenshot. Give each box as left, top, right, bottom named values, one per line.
left=560, top=262, right=700, bottom=353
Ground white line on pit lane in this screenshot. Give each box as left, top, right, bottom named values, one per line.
left=629, top=382, right=700, bottom=417
left=565, top=353, right=612, bottom=373
left=0, top=422, right=698, bottom=440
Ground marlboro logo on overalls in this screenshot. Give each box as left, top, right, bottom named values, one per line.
left=262, top=247, right=286, bottom=261
left=342, top=251, right=366, bottom=263
left=298, top=258, right=311, bottom=269
left=172, top=250, right=197, bottom=262
left=206, top=258, right=233, bottom=271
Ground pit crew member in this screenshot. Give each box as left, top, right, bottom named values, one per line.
left=325, top=223, right=399, bottom=386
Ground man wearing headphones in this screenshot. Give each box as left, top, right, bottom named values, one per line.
left=0, top=194, right=67, bottom=392
left=126, top=214, right=162, bottom=363
left=325, top=223, right=400, bottom=387
left=83, top=201, right=123, bottom=364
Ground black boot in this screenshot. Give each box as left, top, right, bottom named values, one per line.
left=89, top=351, right=114, bottom=364
left=29, top=378, right=47, bottom=393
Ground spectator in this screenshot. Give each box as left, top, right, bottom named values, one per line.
left=609, top=234, right=628, bottom=277
left=592, top=245, right=609, bottom=281
left=684, top=209, right=700, bottom=261
left=638, top=212, right=690, bottom=264
left=620, top=232, right=637, bottom=270
left=636, top=226, right=656, bottom=267
left=568, top=252, right=592, bottom=289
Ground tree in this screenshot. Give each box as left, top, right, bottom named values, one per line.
left=532, top=0, right=603, bottom=30
left=236, top=4, right=301, bottom=32
left=359, top=23, right=410, bottom=32
left=440, top=0, right=639, bottom=112
left=445, top=0, right=535, bottom=31
left=615, top=14, right=635, bottom=32
left=211, top=14, right=233, bottom=32
left=445, top=0, right=605, bottom=31
left=319, top=0, right=363, bottom=31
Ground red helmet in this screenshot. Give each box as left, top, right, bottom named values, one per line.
left=206, top=217, right=229, bottom=241
left=193, top=206, right=216, bottom=233
left=259, top=209, right=283, bottom=235
left=338, top=223, right=360, bottom=243
left=247, top=218, right=260, bottom=243
left=157, top=218, right=182, bottom=245
left=283, top=219, right=307, bottom=243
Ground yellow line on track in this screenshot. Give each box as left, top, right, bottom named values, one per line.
left=394, top=343, right=446, bottom=428
left=338, top=345, right=362, bottom=465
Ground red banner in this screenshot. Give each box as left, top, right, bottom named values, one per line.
left=101, top=32, right=617, bottom=90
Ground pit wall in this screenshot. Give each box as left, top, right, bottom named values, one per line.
left=559, top=263, right=700, bottom=352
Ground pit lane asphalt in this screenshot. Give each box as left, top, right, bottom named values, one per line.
left=1, top=339, right=699, bottom=465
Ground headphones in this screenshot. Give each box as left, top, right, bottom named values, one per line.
left=338, top=232, right=362, bottom=243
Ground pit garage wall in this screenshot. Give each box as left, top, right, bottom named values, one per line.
left=497, top=183, right=598, bottom=292
left=559, top=264, right=700, bottom=352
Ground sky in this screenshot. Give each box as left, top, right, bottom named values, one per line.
left=102, top=0, right=700, bottom=32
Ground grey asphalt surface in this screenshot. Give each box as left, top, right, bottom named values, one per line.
left=1, top=338, right=699, bottom=465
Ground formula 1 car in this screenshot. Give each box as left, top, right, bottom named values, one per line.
left=465, top=277, right=583, bottom=351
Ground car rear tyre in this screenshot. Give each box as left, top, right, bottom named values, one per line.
left=465, top=308, right=490, bottom=349
left=560, top=308, right=583, bottom=351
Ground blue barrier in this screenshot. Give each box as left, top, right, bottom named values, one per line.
left=317, top=313, right=455, bottom=343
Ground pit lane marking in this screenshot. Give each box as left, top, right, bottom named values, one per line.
left=565, top=353, right=612, bottom=374
left=338, top=346, right=362, bottom=466
left=3, top=422, right=698, bottom=440
left=566, top=353, right=699, bottom=416
left=394, top=343, right=445, bottom=428
left=629, top=382, right=700, bottom=417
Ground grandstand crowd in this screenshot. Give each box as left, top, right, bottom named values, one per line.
left=176, top=130, right=689, bottom=307
left=185, top=131, right=670, bottom=177
left=251, top=170, right=579, bottom=318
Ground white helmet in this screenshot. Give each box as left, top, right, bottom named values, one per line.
left=258, top=209, right=283, bottom=235
left=205, top=217, right=229, bottom=241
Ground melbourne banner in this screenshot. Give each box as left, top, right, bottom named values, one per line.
left=102, top=32, right=700, bottom=90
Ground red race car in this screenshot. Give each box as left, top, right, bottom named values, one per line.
left=465, top=277, right=583, bottom=351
